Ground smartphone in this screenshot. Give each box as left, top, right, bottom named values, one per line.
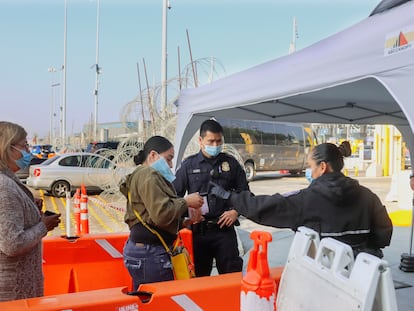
left=44, top=210, right=57, bottom=216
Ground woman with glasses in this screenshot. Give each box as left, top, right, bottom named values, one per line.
left=0, top=121, right=61, bottom=301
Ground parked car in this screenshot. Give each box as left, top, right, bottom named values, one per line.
left=15, top=157, right=48, bottom=182
left=26, top=152, right=123, bottom=197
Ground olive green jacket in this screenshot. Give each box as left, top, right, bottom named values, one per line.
left=120, top=165, right=187, bottom=235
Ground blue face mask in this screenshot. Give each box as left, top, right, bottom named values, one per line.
left=204, top=144, right=223, bottom=157
left=305, top=168, right=313, bottom=183
left=15, top=149, right=33, bottom=169
left=151, top=156, right=176, bottom=183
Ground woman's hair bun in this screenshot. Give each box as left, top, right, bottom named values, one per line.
left=133, top=150, right=146, bottom=165
left=338, top=141, right=352, bottom=157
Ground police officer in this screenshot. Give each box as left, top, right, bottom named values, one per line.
left=173, top=119, right=250, bottom=276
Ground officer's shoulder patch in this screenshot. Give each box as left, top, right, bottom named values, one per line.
left=281, top=190, right=301, bottom=197
left=221, top=161, right=230, bottom=172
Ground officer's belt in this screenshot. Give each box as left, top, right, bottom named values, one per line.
left=191, top=220, right=232, bottom=234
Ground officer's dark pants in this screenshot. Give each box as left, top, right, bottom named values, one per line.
left=192, top=224, right=243, bottom=277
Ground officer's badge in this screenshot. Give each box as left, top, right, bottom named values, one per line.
left=221, top=161, right=230, bottom=172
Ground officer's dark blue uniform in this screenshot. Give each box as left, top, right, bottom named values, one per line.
left=173, top=150, right=249, bottom=276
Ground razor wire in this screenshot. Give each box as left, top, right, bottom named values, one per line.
left=82, top=57, right=227, bottom=205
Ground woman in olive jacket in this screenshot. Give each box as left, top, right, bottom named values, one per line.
left=120, top=136, right=203, bottom=290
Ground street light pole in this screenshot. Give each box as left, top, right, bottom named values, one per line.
left=93, top=0, right=101, bottom=141
left=161, top=0, right=169, bottom=119
left=62, top=0, right=68, bottom=146
left=48, top=67, right=59, bottom=145
left=51, top=83, right=60, bottom=144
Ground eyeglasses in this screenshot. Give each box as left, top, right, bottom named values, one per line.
left=12, top=142, right=29, bottom=149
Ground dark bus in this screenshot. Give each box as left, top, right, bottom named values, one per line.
left=216, top=118, right=316, bottom=181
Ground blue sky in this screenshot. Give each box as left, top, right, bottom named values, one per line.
left=0, top=0, right=380, bottom=140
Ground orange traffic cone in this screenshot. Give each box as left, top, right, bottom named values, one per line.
left=81, top=183, right=87, bottom=196
left=73, top=188, right=81, bottom=236
left=80, top=184, right=89, bottom=234
left=241, top=231, right=276, bottom=311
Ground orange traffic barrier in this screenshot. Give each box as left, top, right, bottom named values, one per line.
left=0, top=266, right=283, bottom=310
left=241, top=231, right=276, bottom=310
left=80, top=191, right=89, bottom=235
left=73, top=188, right=81, bottom=236
left=42, top=233, right=131, bottom=295
left=0, top=231, right=284, bottom=310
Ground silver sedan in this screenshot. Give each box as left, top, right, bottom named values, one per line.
left=27, top=152, right=124, bottom=197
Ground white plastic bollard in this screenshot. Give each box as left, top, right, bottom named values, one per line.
left=65, top=191, right=71, bottom=237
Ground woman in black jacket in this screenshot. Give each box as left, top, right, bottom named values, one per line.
left=211, top=141, right=393, bottom=258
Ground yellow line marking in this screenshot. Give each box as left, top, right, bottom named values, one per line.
left=95, top=195, right=125, bottom=215
left=34, top=190, right=127, bottom=235
left=39, top=190, right=56, bottom=237
left=39, top=190, right=45, bottom=211
left=91, top=197, right=124, bottom=226
left=88, top=199, right=113, bottom=233
left=91, top=196, right=126, bottom=231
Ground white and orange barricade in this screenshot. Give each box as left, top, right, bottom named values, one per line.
left=80, top=184, right=89, bottom=234
left=241, top=231, right=276, bottom=311
left=73, top=188, right=81, bottom=236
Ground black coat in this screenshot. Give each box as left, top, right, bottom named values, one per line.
left=230, top=172, right=393, bottom=257
left=173, top=151, right=249, bottom=218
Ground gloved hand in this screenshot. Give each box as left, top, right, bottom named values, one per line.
left=209, top=181, right=231, bottom=200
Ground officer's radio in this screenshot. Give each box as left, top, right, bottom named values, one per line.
left=210, top=164, right=222, bottom=179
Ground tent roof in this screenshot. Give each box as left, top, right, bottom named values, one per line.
left=188, top=78, right=405, bottom=125
left=370, top=0, right=412, bottom=15
left=174, top=0, right=414, bottom=164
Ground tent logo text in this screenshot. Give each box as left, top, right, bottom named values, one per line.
left=384, top=25, right=414, bottom=56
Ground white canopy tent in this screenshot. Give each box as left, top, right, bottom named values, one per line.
left=174, top=0, right=414, bottom=166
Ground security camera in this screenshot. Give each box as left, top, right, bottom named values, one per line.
left=167, top=0, right=171, bottom=9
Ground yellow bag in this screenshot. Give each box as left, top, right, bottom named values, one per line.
left=171, top=245, right=195, bottom=280
left=131, top=202, right=195, bottom=280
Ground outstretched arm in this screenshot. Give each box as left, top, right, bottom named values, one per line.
left=368, top=192, right=392, bottom=249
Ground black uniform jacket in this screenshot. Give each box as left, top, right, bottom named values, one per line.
left=173, top=151, right=249, bottom=219
left=230, top=172, right=392, bottom=254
